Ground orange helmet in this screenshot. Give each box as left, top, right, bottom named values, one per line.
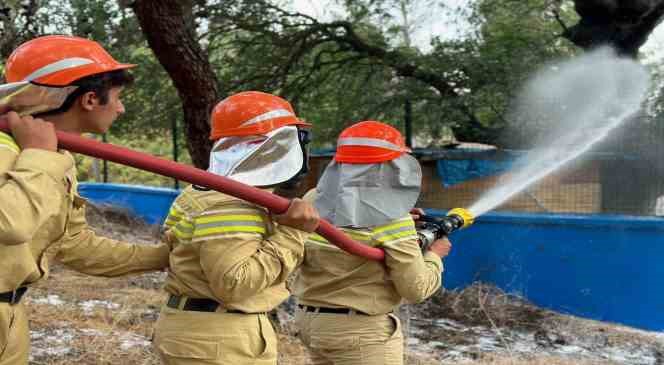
left=335, top=120, right=410, bottom=164
left=5, top=35, right=135, bottom=87
left=210, top=91, right=311, bottom=140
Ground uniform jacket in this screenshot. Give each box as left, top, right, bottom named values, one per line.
left=161, top=185, right=309, bottom=313
left=0, top=131, right=170, bottom=293
left=293, top=191, right=443, bottom=315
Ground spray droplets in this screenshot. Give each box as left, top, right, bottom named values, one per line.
left=468, top=47, right=650, bottom=217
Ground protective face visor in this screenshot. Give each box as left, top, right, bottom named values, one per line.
left=0, top=82, right=77, bottom=116
left=295, top=128, right=312, bottom=178
left=315, top=154, right=422, bottom=228
left=208, top=125, right=310, bottom=187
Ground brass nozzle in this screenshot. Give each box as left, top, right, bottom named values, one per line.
left=447, top=208, right=475, bottom=229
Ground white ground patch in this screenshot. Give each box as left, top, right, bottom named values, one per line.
left=119, top=333, right=152, bottom=351
left=29, top=329, right=74, bottom=360
left=30, top=326, right=152, bottom=361
left=27, top=294, right=65, bottom=306
left=78, top=299, right=121, bottom=314
left=407, top=317, right=663, bottom=365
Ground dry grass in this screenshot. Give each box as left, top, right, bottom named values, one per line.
left=445, top=354, right=615, bottom=365
left=84, top=203, right=161, bottom=244
left=26, top=265, right=652, bottom=365
left=20, top=205, right=661, bottom=364
left=26, top=273, right=163, bottom=365
left=412, top=283, right=552, bottom=330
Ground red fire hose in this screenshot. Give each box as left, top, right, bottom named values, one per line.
left=0, top=119, right=385, bottom=261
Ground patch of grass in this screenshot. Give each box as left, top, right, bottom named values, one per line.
left=412, top=283, right=552, bottom=331
left=20, top=206, right=660, bottom=365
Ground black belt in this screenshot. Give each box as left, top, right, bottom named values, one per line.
left=0, top=287, right=28, bottom=305
left=167, top=295, right=247, bottom=313
left=298, top=304, right=369, bottom=315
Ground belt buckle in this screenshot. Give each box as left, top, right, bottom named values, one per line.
left=167, top=295, right=182, bottom=309
left=9, top=288, right=22, bottom=305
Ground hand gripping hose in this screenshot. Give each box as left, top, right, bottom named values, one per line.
left=0, top=119, right=386, bottom=261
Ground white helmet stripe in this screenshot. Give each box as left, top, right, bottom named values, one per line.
left=337, top=137, right=403, bottom=151
left=239, top=108, right=294, bottom=127
left=24, top=57, right=94, bottom=82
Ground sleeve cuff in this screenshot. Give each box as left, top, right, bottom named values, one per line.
left=423, top=250, right=444, bottom=272
left=271, top=224, right=309, bottom=250
left=15, top=149, right=74, bottom=180
left=137, top=244, right=171, bottom=270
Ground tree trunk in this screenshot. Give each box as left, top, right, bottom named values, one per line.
left=131, top=0, right=220, bottom=169
left=566, top=0, right=664, bottom=214
left=566, top=0, right=664, bottom=57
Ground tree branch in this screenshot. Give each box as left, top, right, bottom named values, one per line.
left=131, top=0, right=220, bottom=168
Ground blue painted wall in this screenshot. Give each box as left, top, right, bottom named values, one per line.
left=77, top=183, right=664, bottom=331
left=428, top=210, right=664, bottom=331
left=78, top=183, right=179, bottom=225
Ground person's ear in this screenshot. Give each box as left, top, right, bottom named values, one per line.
left=79, top=91, right=98, bottom=111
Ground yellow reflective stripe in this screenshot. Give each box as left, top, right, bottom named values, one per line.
left=194, top=214, right=263, bottom=225
left=166, top=217, right=193, bottom=230
left=172, top=225, right=194, bottom=240
left=177, top=219, right=193, bottom=228
left=0, top=144, right=19, bottom=154
left=194, top=225, right=266, bottom=237
left=0, top=132, right=17, bottom=147
left=166, top=204, right=194, bottom=240
left=344, top=231, right=372, bottom=241
left=168, top=205, right=185, bottom=218
left=375, top=229, right=417, bottom=243
left=164, top=215, right=181, bottom=227
left=0, top=132, right=19, bottom=154
left=199, top=208, right=263, bottom=216
left=186, top=211, right=267, bottom=240
left=308, top=233, right=381, bottom=248
left=306, top=238, right=340, bottom=250
left=309, top=234, right=329, bottom=244
left=192, top=233, right=260, bottom=243
left=373, top=219, right=413, bottom=234
left=309, top=230, right=371, bottom=243
left=164, top=203, right=187, bottom=228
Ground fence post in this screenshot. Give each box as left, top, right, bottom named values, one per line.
left=172, top=115, right=180, bottom=190
left=404, top=99, right=413, bottom=148
left=102, top=133, right=108, bottom=183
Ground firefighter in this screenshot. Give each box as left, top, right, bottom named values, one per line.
left=0, top=35, right=171, bottom=364
left=293, top=120, right=451, bottom=365
left=153, top=91, right=319, bottom=365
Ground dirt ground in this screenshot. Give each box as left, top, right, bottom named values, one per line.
left=21, top=205, right=664, bottom=364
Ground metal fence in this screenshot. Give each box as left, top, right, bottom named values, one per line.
left=414, top=120, right=664, bottom=217
left=88, top=116, right=664, bottom=217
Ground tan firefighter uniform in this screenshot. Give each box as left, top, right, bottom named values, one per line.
left=293, top=191, right=443, bottom=365
left=153, top=185, right=309, bottom=365
left=0, top=132, right=171, bottom=364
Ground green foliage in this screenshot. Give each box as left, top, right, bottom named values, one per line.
left=5, top=0, right=650, bottom=186
left=201, top=0, right=584, bottom=146
left=75, top=132, right=191, bottom=187
left=448, top=0, right=580, bottom=146
left=41, top=0, right=182, bottom=136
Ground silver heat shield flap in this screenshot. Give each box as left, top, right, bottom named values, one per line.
left=0, top=82, right=77, bottom=116
left=208, top=126, right=304, bottom=187
left=315, top=154, right=422, bottom=228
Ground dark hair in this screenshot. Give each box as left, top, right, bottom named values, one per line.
left=37, top=69, right=134, bottom=117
